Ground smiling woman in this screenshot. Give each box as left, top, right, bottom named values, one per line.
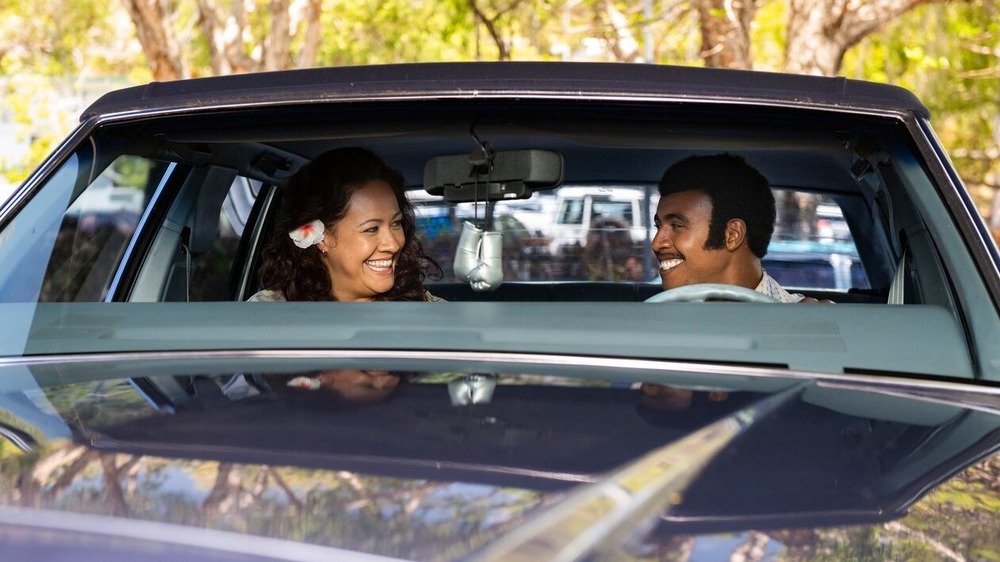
left=251, top=147, right=442, bottom=302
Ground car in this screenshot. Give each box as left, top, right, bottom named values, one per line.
left=1, top=62, right=999, bottom=561
left=762, top=239, right=868, bottom=291
left=545, top=185, right=652, bottom=252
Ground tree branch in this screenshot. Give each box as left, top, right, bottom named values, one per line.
left=468, top=0, right=520, bottom=60
left=99, top=454, right=131, bottom=517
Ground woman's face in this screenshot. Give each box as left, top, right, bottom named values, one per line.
left=318, top=180, right=404, bottom=301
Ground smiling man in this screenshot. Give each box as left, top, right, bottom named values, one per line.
left=653, top=153, right=813, bottom=302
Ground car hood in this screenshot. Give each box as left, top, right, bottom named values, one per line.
left=1, top=358, right=999, bottom=561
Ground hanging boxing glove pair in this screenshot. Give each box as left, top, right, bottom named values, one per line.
left=453, top=221, right=503, bottom=292
left=447, top=374, right=497, bottom=405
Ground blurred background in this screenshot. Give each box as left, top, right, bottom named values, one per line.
left=1, top=0, right=997, bottom=241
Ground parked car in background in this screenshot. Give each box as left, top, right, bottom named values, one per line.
left=1, top=63, right=999, bottom=561
left=545, top=185, right=652, bottom=251
left=814, top=202, right=853, bottom=243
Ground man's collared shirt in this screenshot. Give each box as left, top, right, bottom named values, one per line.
left=754, top=270, right=806, bottom=303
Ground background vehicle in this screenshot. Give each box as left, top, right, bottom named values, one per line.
left=546, top=185, right=652, bottom=251
left=1, top=63, right=998, bottom=561
left=763, top=239, right=868, bottom=291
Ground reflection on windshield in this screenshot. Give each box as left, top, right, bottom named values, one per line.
left=2, top=440, right=997, bottom=560
left=0, top=369, right=998, bottom=561
left=0, top=445, right=549, bottom=560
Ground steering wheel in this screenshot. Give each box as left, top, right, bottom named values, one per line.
left=644, top=283, right=780, bottom=303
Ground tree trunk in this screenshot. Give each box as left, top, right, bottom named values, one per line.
left=99, top=454, right=131, bottom=517
left=692, top=0, right=757, bottom=69
left=784, top=0, right=939, bottom=76
left=295, top=0, right=323, bottom=69
left=196, top=0, right=259, bottom=74
left=265, top=0, right=291, bottom=71
left=121, top=0, right=186, bottom=80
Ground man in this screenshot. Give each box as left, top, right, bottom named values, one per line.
left=652, top=153, right=824, bottom=303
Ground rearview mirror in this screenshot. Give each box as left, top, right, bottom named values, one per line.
left=423, top=149, right=563, bottom=203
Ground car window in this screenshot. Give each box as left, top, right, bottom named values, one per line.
left=141, top=173, right=264, bottom=303
left=0, top=153, right=159, bottom=302
left=413, top=185, right=655, bottom=283
left=591, top=199, right=633, bottom=224
left=769, top=192, right=869, bottom=290
left=413, top=185, right=870, bottom=290
left=180, top=177, right=260, bottom=302
left=558, top=197, right=585, bottom=225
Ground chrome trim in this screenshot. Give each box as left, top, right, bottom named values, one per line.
left=235, top=183, right=278, bottom=300
left=913, top=118, right=1000, bottom=304
left=816, top=379, right=1000, bottom=417
left=3, top=348, right=999, bottom=406
left=106, top=162, right=178, bottom=302
left=661, top=508, right=889, bottom=527
left=0, top=425, right=33, bottom=453
left=84, top=91, right=916, bottom=129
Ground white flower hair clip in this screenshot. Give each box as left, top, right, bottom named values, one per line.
left=289, top=219, right=325, bottom=249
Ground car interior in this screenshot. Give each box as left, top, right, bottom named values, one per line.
left=3, top=98, right=1000, bottom=383
left=51, top=102, right=908, bottom=301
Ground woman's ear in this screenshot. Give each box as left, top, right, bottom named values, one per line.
left=317, top=231, right=335, bottom=253
left=725, top=219, right=747, bottom=251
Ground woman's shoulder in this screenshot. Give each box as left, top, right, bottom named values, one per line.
left=248, top=289, right=287, bottom=302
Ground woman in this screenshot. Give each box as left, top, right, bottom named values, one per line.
left=251, top=147, right=441, bottom=302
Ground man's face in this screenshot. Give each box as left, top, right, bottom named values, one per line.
left=652, top=190, right=730, bottom=290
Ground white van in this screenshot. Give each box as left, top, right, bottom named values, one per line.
left=545, top=186, right=654, bottom=253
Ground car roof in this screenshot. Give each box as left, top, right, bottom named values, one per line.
left=81, top=62, right=930, bottom=121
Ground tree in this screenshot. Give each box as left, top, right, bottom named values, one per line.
left=842, top=2, right=999, bottom=215
left=783, top=0, right=939, bottom=75
left=680, top=0, right=997, bottom=233
left=0, top=0, right=136, bottom=185
left=692, top=0, right=756, bottom=69
left=466, top=0, right=523, bottom=60
left=2, top=0, right=996, bottom=213
left=119, top=0, right=324, bottom=79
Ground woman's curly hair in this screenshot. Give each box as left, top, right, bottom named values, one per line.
left=257, top=147, right=441, bottom=301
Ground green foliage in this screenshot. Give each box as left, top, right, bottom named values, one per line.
left=313, top=0, right=476, bottom=65
left=898, top=455, right=1000, bottom=562
left=750, top=0, right=786, bottom=72
left=806, top=528, right=897, bottom=562
left=112, top=154, right=154, bottom=190
left=0, top=0, right=136, bottom=77
left=843, top=2, right=999, bottom=200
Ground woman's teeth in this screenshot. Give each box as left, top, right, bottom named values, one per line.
left=366, top=259, right=393, bottom=272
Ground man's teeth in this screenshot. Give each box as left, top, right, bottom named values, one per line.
left=660, top=258, right=683, bottom=271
